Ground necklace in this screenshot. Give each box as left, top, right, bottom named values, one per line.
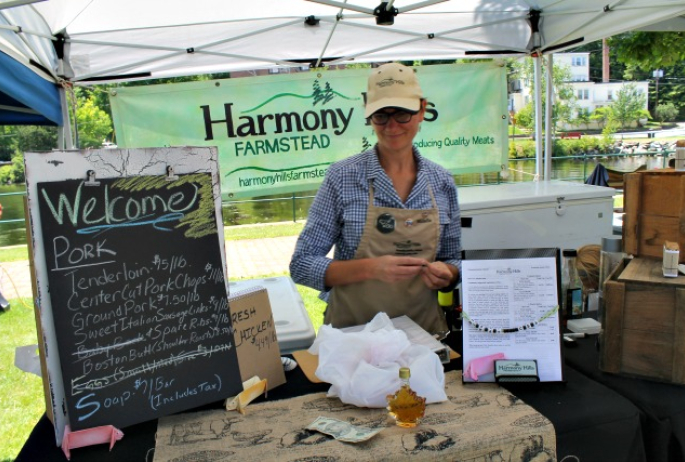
left=460, top=305, right=559, bottom=334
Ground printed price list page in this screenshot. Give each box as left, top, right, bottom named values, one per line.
left=461, top=257, right=562, bottom=382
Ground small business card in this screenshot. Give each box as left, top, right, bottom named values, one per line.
left=494, top=359, right=539, bottom=381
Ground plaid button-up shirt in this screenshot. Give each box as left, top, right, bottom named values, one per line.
left=290, top=146, right=462, bottom=300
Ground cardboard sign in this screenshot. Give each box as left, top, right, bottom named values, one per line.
left=229, top=286, right=286, bottom=391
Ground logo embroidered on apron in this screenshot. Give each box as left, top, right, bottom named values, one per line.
left=376, top=213, right=395, bottom=233
left=393, top=240, right=423, bottom=255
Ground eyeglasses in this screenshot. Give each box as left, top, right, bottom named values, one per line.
left=369, top=110, right=416, bottom=125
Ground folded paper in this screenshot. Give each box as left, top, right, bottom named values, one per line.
left=61, top=424, right=123, bottom=460
left=225, top=377, right=268, bottom=414
left=464, top=352, right=506, bottom=381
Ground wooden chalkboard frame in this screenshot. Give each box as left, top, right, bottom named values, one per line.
left=24, top=147, right=241, bottom=444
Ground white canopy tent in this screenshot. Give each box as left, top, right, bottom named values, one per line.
left=2, top=0, right=685, bottom=174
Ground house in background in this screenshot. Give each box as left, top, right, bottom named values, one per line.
left=509, top=52, right=649, bottom=131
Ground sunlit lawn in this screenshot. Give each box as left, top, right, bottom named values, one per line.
left=0, top=298, right=44, bottom=462
left=0, top=245, right=29, bottom=263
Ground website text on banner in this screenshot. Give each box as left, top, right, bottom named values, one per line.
left=111, top=63, right=508, bottom=200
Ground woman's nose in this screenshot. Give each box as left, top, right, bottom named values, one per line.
left=384, top=117, right=401, bottom=128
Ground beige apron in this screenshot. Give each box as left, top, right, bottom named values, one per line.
left=325, top=180, right=448, bottom=335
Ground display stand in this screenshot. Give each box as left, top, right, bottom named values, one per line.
left=23, top=147, right=243, bottom=449
left=460, top=248, right=563, bottom=383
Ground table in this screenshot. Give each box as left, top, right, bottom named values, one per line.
left=17, top=354, right=646, bottom=462
left=563, top=333, right=685, bottom=462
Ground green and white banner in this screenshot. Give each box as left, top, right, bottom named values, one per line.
left=111, top=63, right=508, bottom=200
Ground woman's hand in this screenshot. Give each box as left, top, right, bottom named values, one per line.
left=370, top=256, right=426, bottom=283
left=324, top=256, right=458, bottom=288
left=420, top=261, right=457, bottom=290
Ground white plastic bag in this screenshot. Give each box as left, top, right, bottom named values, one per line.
left=309, top=313, right=447, bottom=408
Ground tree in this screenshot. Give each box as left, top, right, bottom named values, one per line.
left=655, top=102, right=679, bottom=127
left=611, top=83, right=647, bottom=130
left=514, top=104, right=534, bottom=131
left=74, top=92, right=113, bottom=148
left=10, top=150, right=25, bottom=183
left=574, top=35, right=685, bottom=117
left=509, top=57, right=577, bottom=135
left=0, top=126, right=15, bottom=161
left=13, top=125, right=58, bottom=152
left=573, top=109, right=591, bottom=131
left=590, top=106, right=615, bottom=130
left=607, top=32, right=685, bottom=117
left=589, top=106, right=619, bottom=149
left=609, top=32, right=685, bottom=72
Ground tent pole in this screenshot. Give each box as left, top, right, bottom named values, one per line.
left=533, top=53, right=543, bottom=181
left=58, top=86, right=74, bottom=150
left=544, top=53, right=554, bottom=181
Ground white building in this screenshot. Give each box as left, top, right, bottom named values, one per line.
left=509, top=52, right=650, bottom=130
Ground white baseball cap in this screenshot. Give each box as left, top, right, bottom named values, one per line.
left=364, top=63, right=423, bottom=118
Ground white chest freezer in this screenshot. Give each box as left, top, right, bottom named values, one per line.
left=228, top=276, right=316, bottom=354
left=458, top=181, right=615, bottom=252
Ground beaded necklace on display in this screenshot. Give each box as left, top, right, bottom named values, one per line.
left=460, top=305, right=559, bottom=334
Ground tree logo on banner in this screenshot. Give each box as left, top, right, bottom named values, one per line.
left=241, top=80, right=358, bottom=114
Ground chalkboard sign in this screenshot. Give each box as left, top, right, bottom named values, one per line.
left=25, top=147, right=240, bottom=442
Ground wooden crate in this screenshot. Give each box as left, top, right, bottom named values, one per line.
left=624, top=169, right=685, bottom=263
left=600, top=257, right=685, bottom=384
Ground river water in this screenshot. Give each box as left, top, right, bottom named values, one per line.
left=0, top=154, right=670, bottom=247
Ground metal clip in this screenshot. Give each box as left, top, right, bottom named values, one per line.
left=165, top=165, right=179, bottom=181
left=84, top=170, right=100, bottom=186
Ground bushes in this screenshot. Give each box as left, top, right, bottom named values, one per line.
left=553, top=138, right=604, bottom=157
left=509, top=140, right=535, bottom=158
left=0, top=151, right=25, bottom=184
left=0, top=164, right=11, bottom=184
left=509, top=137, right=609, bottom=159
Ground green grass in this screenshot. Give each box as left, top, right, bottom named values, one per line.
left=224, top=222, right=305, bottom=240
left=0, top=298, right=45, bottom=462
left=614, top=194, right=624, bottom=210
left=295, top=283, right=326, bottom=333
left=0, top=245, right=29, bottom=263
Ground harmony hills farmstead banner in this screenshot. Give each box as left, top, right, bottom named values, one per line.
left=111, top=62, right=508, bottom=200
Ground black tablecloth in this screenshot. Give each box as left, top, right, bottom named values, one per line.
left=17, top=353, right=646, bottom=462
left=564, top=334, right=685, bottom=462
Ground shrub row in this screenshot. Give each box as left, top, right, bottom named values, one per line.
left=509, top=138, right=614, bottom=159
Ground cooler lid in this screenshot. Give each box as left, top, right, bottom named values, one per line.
left=229, top=276, right=316, bottom=353
left=459, top=181, right=615, bottom=211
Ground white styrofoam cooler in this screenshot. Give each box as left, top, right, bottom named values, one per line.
left=458, top=181, right=615, bottom=251
left=228, top=276, right=316, bottom=354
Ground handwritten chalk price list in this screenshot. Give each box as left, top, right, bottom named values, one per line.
left=37, top=174, right=242, bottom=430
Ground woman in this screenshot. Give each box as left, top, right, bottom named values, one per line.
left=289, top=63, right=462, bottom=335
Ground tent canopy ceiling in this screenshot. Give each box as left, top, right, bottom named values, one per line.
left=1, top=0, right=685, bottom=86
